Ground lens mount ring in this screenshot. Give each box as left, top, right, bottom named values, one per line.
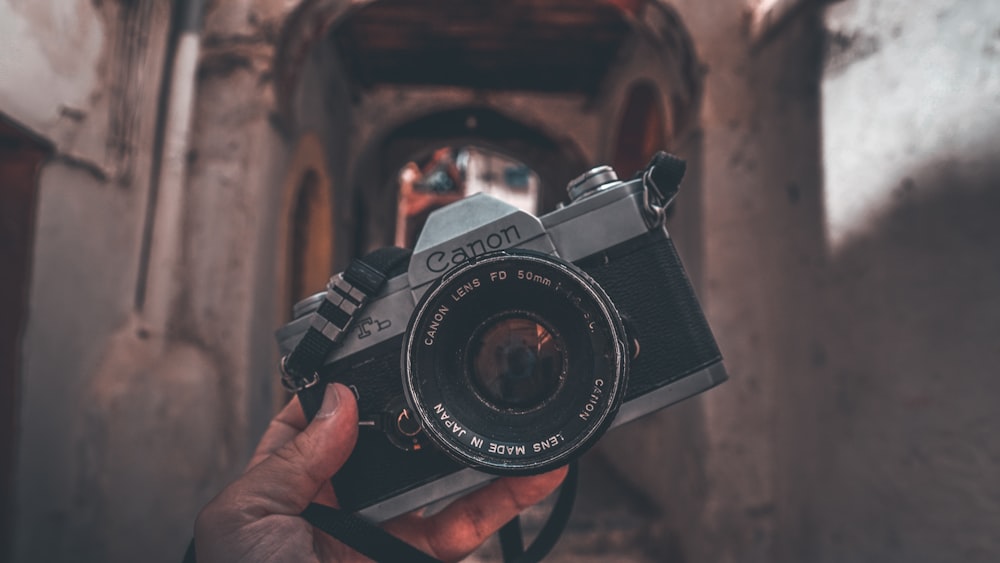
left=402, top=251, right=628, bottom=475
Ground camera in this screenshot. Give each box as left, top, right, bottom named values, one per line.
left=276, top=153, right=727, bottom=521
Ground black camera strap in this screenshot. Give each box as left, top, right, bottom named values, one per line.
left=184, top=247, right=576, bottom=563
left=279, top=247, right=414, bottom=396
left=298, top=461, right=578, bottom=563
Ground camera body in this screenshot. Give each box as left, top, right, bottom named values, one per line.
left=276, top=160, right=726, bottom=521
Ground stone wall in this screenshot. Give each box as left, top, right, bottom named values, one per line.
left=814, top=1, right=1000, bottom=561
left=607, top=0, right=1000, bottom=561
left=3, top=1, right=293, bottom=561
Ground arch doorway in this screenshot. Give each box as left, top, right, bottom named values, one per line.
left=363, top=107, right=588, bottom=251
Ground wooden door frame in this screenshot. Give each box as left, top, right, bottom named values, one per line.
left=0, top=115, right=52, bottom=560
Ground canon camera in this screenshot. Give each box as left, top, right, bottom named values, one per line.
left=275, top=152, right=727, bottom=521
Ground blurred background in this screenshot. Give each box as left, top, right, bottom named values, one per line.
left=2, top=0, right=998, bottom=562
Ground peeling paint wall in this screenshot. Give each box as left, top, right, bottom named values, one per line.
left=2, top=2, right=177, bottom=562
left=0, top=1, right=104, bottom=160
left=3, top=1, right=294, bottom=561
left=814, top=1, right=1000, bottom=561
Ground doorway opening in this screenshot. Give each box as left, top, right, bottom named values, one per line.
left=394, top=146, right=540, bottom=248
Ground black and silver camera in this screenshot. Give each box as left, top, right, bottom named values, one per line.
left=276, top=153, right=727, bottom=522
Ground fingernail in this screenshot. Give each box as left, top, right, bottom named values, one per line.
left=316, top=383, right=341, bottom=418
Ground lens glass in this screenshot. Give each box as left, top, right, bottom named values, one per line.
left=468, top=315, right=564, bottom=410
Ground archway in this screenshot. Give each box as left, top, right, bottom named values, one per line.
left=272, top=0, right=702, bottom=265
left=352, top=107, right=588, bottom=251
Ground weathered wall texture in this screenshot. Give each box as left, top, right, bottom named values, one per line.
left=2, top=2, right=176, bottom=562
left=608, top=0, right=1000, bottom=562
left=599, top=2, right=826, bottom=561
left=4, top=1, right=294, bottom=562
left=814, top=1, right=1000, bottom=561
left=0, top=1, right=104, bottom=163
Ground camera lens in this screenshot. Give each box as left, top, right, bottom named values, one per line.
left=468, top=314, right=565, bottom=410
left=403, top=251, right=628, bottom=475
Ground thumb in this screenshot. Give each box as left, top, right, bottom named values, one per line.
left=225, top=383, right=359, bottom=515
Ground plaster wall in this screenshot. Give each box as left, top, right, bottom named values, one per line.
left=0, top=0, right=104, bottom=162
left=2, top=1, right=178, bottom=561
left=598, top=3, right=826, bottom=561
left=814, top=1, right=1000, bottom=561
left=6, top=1, right=296, bottom=561
left=621, top=0, right=1000, bottom=561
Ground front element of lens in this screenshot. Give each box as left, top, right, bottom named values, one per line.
left=402, top=251, right=628, bottom=475
left=468, top=314, right=565, bottom=411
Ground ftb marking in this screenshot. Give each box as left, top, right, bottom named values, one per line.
left=355, top=317, right=391, bottom=339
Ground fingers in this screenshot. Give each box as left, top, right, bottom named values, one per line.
left=209, top=383, right=359, bottom=519
left=385, top=466, right=568, bottom=562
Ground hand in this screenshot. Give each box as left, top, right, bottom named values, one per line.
left=194, top=383, right=568, bottom=562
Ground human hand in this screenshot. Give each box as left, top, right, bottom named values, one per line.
left=194, top=383, right=568, bottom=562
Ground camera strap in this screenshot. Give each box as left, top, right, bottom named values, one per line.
left=638, top=151, right=685, bottom=228
left=296, top=461, right=578, bottom=563
left=279, top=247, right=414, bottom=395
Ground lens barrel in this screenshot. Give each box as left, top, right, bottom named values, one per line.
left=403, top=251, right=628, bottom=474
